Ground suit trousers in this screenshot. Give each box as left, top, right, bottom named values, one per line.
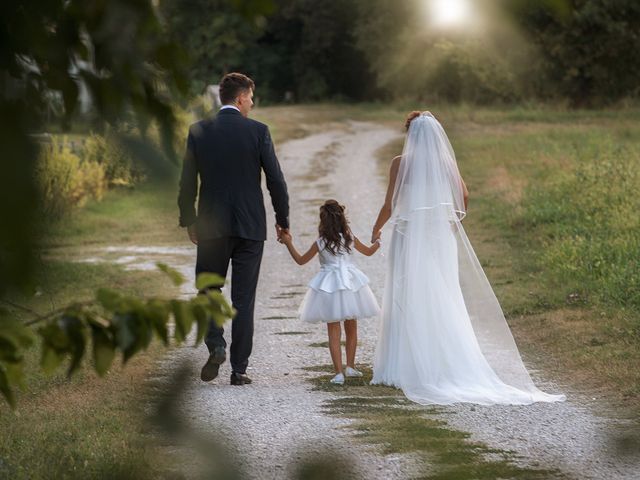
left=196, top=237, right=264, bottom=374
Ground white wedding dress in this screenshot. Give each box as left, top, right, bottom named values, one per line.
left=371, top=113, right=565, bottom=405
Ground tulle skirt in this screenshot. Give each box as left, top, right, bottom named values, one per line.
left=371, top=219, right=565, bottom=406
left=299, top=285, right=380, bottom=324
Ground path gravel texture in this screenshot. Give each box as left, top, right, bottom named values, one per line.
left=82, top=121, right=639, bottom=479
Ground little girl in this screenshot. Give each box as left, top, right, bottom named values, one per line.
left=280, top=200, right=381, bottom=384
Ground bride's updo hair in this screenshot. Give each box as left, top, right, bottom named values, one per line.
left=319, top=200, right=353, bottom=255
left=405, top=111, right=422, bottom=131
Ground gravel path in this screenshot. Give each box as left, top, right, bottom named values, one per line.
left=81, top=121, right=639, bottom=479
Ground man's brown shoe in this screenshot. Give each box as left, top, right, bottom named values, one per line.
left=200, top=347, right=226, bottom=382
left=230, top=372, right=252, bottom=385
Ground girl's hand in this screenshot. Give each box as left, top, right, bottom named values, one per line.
left=281, top=231, right=293, bottom=244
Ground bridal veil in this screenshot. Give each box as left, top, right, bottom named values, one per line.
left=371, top=112, right=565, bottom=405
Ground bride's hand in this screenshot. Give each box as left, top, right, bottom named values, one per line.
left=371, top=230, right=381, bottom=244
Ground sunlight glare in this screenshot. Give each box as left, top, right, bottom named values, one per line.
left=430, top=0, right=473, bottom=28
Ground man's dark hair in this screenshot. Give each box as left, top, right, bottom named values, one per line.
left=219, top=73, right=255, bottom=105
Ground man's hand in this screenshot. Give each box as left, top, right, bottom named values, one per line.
left=187, top=224, right=198, bottom=245
left=371, top=229, right=381, bottom=244
left=275, top=224, right=289, bottom=243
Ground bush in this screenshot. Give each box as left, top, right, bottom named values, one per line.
left=37, top=137, right=107, bottom=218
left=83, top=133, right=143, bottom=186
left=423, top=40, right=523, bottom=104
left=173, top=107, right=196, bottom=156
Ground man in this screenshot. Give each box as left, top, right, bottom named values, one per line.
left=178, top=72, right=289, bottom=385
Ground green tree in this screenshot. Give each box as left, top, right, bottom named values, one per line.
left=160, top=0, right=272, bottom=95
left=162, top=0, right=376, bottom=102
left=506, top=0, right=640, bottom=105
left=270, top=0, right=376, bottom=101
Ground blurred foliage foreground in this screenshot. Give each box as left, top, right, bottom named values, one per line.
left=0, top=0, right=192, bottom=296
left=0, top=267, right=233, bottom=408
left=0, top=0, right=273, bottom=409
left=0, top=0, right=180, bottom=409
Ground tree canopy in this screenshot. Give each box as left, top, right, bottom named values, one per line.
left=162, top=0, right=640, bottom=105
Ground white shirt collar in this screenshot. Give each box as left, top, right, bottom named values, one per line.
left=220, top=105, right=240, bottom=112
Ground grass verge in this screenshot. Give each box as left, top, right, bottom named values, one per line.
left=44, top=182, right=185, bottom=248
left=305, top=364, right=561, bottom=479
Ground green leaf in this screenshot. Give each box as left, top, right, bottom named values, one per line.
left=0, top=337, right=20, bottom=363
left=132, top=310, right=153, bottom=351
left=171, top=300, right=195, bottom=344
left=92, top=328, right=115, bottom=376
left=61, top=316, right=86, bottom=377
left=204, top=290, right=236, bottom=325
left=191, top=302, right=209, bottom=346
left=0, top=318, right=35, bottom=351
left=38, top=320, right=70, bottom=375
left=195, top=272, right=225, bottom=291
left=97, top=288, right=123, bottom=311
left=156, top=262, right=186, bottom=286
left=113, top=314, right=136, bottom=352
left=41, top=345, right=64, bottom=375
left=117, top=312, right=151, bottom=363
left=39, top=322, right=69, bottom=350
left=147, top=299, right=170, bottom=345
left=4, top=361, right=25, bottom=387
left=0, top=365, right=16, bottom=409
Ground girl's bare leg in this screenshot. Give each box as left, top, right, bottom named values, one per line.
left=344, top=319, right=357, bottom=368
left=327, top=322, right=343, bottom=374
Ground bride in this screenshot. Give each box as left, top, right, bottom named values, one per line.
left=370, top=111, right=565, bottom=405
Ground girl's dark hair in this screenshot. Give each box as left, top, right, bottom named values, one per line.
left=319, top=200, right=352, bottom=255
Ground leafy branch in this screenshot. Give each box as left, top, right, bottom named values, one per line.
left=0, top=264, right=233, bottom=409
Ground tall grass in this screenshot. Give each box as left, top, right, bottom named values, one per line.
left=83, top=133, right=144, bottom=187
left=37, top=137, right=107, bottom=218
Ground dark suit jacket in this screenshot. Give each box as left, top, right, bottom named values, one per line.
left=177, top=109, right=289, bottom=241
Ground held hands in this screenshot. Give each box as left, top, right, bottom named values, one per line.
left=280, top=230, right=293, bottom=245
left=275, top=224, right=291, bottom=244
left=371, top=229, right=382, bottom=244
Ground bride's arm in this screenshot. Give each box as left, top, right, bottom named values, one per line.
left=353, top=237, right=380, bottom=256
left=461, top=176, right=469, bottom=210
left=371, top=155, right=402, bottom=242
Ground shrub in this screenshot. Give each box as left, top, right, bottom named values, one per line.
left=83, top=133, right=143, bottom=186
left=37, top=137, right=107, bottom=218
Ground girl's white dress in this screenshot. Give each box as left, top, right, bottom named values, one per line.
left=299, top=237, right=380, bottom=323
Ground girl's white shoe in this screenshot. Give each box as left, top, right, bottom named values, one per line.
left=330, top=373, right=345, bottom=385
left=345, top=366, right=363, bottom=378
